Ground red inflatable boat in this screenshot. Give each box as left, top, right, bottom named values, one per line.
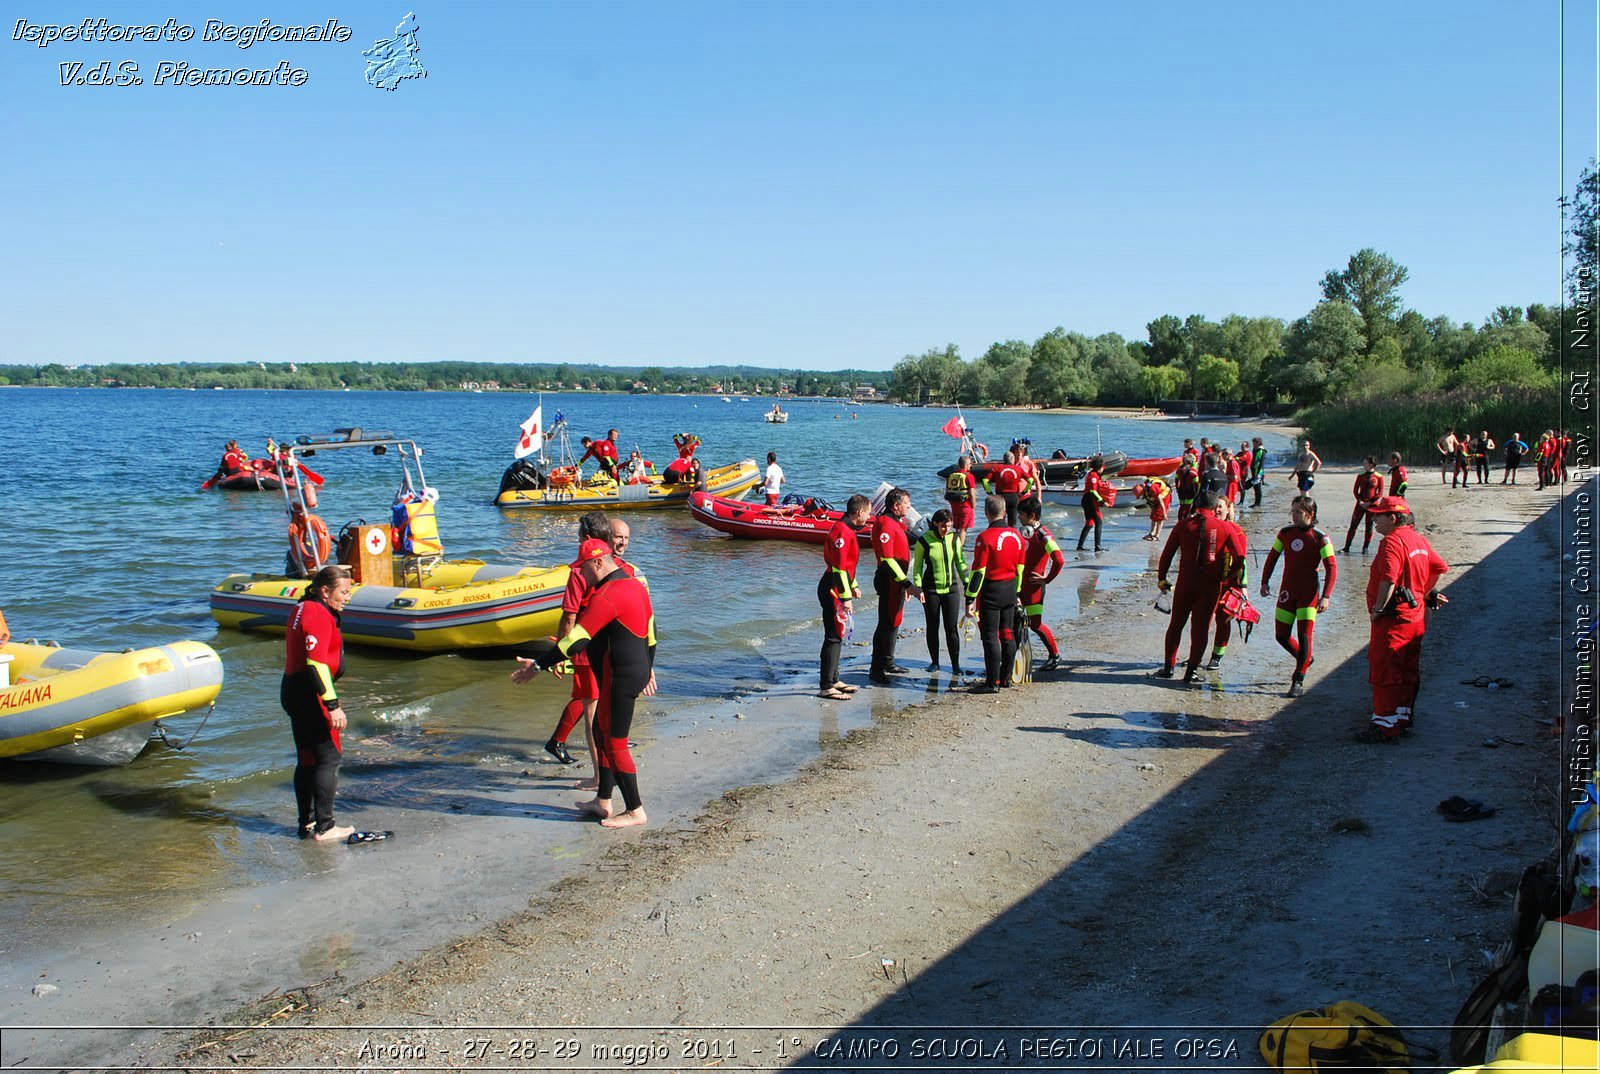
left=688, top=492, right=871, bottom=546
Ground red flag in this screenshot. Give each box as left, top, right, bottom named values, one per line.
left=940, top=414, right=966, bottom=439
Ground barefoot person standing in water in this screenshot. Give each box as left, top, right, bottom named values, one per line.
left=282, top=565, right=356, bottom=842
left=514, top=539, right=657, bottom=828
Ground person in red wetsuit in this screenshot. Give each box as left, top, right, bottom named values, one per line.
left=1138, top=476, right=1172, bottom=542
left=985, top=451, right=1026, bottom=527
left=1343, top=456, right=1385, bottom=555
left=966, top=496, right=1027, bottom=693
left=544, top=514, right=643, bottom=791
left=1018, top=497, right=1066, bottom=672
left=944, top=455, right=979, bottom=547
left=1156, top=489, right=1247, bottom=682
left=1358, top=496, right=1450, bottom=743
left=516, top=538, right=657, bottom=827
left=1387, top=452, right=1408, bottom=498
left=281, top=565, right=357, bottom=842
left=1204, top=497, right=1250, bottom=670
left=578, top=434, right=620, bottom=478
left=1076, top=458, right=1113, bottom=552
left=1175, top=457, right=1200, bottom=521
left=816, top=495, right=871, bottom=700
left=869, top=488, right=913, bottom=684
left=1260, top=494, right=1338, bottom=697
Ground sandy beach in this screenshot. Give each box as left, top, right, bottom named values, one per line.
left=14, top=465, right=1574, bottom=1072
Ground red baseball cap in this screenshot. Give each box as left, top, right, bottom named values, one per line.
left=575, top=538, right=611, bottom=563
left=1366, top=496, right=1411, bottom=515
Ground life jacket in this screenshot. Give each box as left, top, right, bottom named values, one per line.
left=288, top=513, right=332, bottom=571
left=945, top=472, right=974, bottom=502
left=392, top=499, right=443, bottom=556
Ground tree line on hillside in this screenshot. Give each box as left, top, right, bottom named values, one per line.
left=889, top=162, right=1597, bottom=411
left=0, top=361, right=884, bottom=396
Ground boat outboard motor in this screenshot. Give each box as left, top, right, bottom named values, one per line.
left=499, top=458, right=547, bottom=495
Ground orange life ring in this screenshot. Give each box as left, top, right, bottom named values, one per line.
left=289, top=513, right=332, bottom=568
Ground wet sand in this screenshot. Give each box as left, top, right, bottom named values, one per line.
left=10, top=467, right=1573, bottom=1070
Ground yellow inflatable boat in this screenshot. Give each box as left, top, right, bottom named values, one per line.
left=0, top=640, right=224, bottom=765
left=211, top=559, right=569, bottom=652
left=494, top=458, right=760, bottom=510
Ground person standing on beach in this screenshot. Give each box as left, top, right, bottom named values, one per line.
left=1018, top=496, right=1066, bottom=672
left=1250, top=436, right=1268, bottom=507
left=966, top=496, right=1026, bottom=694
left=985, top=451, right=1026, bottom=527
left=1502, top=433, right=1528, bottom=484
left=542, top=512, right=627, bottom=791
left=1291, top=440, right=1322, bottom=493
left=1358, top=496, right=1449, bottom=742
left=1204, top=498, right=1250, bottom=671
left=282, top=565, right=357, bottom=842
left=1471, top=430, right=1495, bottom=484
left=908, top=509, right=968, bottom=676
left=816, top=495, right=870, bottom=700
left=869, top=489, right=913, bottom=685
left=1342, top=456, right=1384, bottom=555
left=514, top=539, right=657, bottom=827
left=1436, top=429, right=1458, bottom=485
left=1387, top=452, right=1409, bottom=498
left=1076, top=457, right=1111, bottom=552
left=944, top=455, right=978, bottom=548
left=1260, top=494, right=1338, bottom=698
left=1156, top=489, right=1247, bottom=683
left=1175, top=456, right=1199, bottom=520
left=762, top=451, right=785, bottom=506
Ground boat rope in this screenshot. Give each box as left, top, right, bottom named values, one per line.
left=155, top=701, right=216, bottom=751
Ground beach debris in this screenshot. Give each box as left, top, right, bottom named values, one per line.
left=31, top=983, right=58, bottom=997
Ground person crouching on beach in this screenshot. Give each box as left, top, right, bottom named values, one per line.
left=1260, top=494, right=1337, bottom=698
left=282, top=565, right=357, bottom=842
left=514, top=538, right=657, bottom=827
left=817, top=495, right=871, bottom=700
left=1357, top=497, right=1449, bottom=743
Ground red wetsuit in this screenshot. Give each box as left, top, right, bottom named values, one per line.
left=1366, top=525, right=1448, bottom=736
left=539, top=571, right=657, bottom=811
left=818, top=519, right=861, bottom=688
left=1175, top=467, right=1200, bottom=520
left=580, top=438, right=619, bottom=475
left=870, top=513, right=911, bottom=675
left=1261, top=524, right=1337, bottom=677
left=1345, top=470, right=1385, bottom=552
left=551, top=557, right=638, bottom=744
left=282, top=597, right=345, bottom=833
left=1022, top=523, right=1066, bottom=659
left=1157, top=509, right=1246, bottom=673
left=969, top=524, right=1027, bottom=687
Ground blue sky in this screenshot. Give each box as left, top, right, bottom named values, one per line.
left=0, top=1, right=1592, bottom=370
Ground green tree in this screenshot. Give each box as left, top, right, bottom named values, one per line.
left=1320, top=248, right=1409, bottom=356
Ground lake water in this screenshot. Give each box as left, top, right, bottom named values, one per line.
left=0, top=387, right=1288, bottom=964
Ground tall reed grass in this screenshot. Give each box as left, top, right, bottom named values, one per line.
left=1298, top=386, right=1561, bottom=464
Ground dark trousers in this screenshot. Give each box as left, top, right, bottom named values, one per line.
left=924, top=587, right=963, bottom=670
left=817, top=574, right=846, bottom=687
left=977, top=582, right=1018, bottom=686
left=871, top=563, right=905, bottom=673
left=282, top=677, right=341, bottom=832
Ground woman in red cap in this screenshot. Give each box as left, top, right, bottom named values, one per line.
left=1358, top=496, right=1449, bottom=743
